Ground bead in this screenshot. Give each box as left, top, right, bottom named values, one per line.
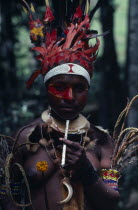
left=47, top=126, right=53, bottom=133
left=26, top=144, right=31, bottom=151
left=39, top=138, right=47, bottom=147
left=85, top=140, right=97, bottom=151
left=83, top=136, right=90, bottom=143
left=30, top=144, right=40, bottom=152
left=45, top=117, right=52, bottom=126
left=26, top=144, right=40, bottom=152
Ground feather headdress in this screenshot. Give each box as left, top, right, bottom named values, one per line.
left=22, top=0, right=103, bottom=88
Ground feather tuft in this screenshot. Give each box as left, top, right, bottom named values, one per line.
left=30, top=3, right=35, bottom=13
left=111, top=95, right=138, bottom=173
left=22, top=6, right=28, bottom=14
left=45, top=0, right=50, bottom=7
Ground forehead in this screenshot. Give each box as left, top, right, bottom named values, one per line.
left=46, top=74, right=88, bottom=86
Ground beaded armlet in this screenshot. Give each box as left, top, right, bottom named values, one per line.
left=100, top=169, right=120, bottom=191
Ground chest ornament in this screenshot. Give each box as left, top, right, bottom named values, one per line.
left=38, top=111, right=91, bottom=205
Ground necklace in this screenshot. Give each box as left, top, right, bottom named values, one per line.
left=40, top=125, right=73, bottom=204
left=39, top=112, right=90, bottom=205
left=41, top=110, right=90, bottom=135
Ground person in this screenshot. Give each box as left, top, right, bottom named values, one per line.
left=0, top=0, right=120, bottom=209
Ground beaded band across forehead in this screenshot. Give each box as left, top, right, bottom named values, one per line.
left=44, top=63, right=91, bottom=85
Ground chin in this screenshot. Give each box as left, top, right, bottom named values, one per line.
left=56, top=111, right=79, bottom=121
left=61, top=115, right=78, bottom=121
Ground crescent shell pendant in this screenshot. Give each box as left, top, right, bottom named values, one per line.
left=59, top=179, right=73, bottom=204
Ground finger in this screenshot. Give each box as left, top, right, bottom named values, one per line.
left=66, top=158, right=81, bottom=168
left=66, top=147, right=84, bottom=158
left=66, top=154, right=79, bottom=162
left=59, top=138, right=82, bottom=150
left=66, top=146, right=76, bottom=155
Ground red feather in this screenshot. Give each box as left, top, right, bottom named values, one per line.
left=84, top=38, right=100, bottom=55
left=32, top=47, right=47, bottom=56
left=45, top=30, right=57, bottom=46
left=73, top=6, right=83, bottom=22
left=26, top=70, right=42, bottom=88
left=43, top=6, right=55, bottom=23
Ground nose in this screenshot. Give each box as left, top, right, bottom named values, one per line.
left=65, top=87, right=74, bottom=101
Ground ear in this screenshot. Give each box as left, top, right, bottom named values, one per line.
left=45, top=80, right=50, bottom=90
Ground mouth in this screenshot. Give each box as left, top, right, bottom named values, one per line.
left=51, top=106, right=80, bottom=120
left=59, top=107, right=75, bottom=111
left=59, top=106, right=77, bottom=112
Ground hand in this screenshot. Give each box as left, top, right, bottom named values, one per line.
left=59, top=138, right=87, bottom=170
left=59, top=138, right=99, bottom=185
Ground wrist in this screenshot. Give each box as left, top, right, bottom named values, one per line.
left=78, top=158, right=99, bottom=185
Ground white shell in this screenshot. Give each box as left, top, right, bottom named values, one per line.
left=59, top=179, right=73, bottom=204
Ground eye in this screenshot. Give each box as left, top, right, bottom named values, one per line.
left=53, top=84, right=67, bottom=91
left=75, top=84, right=88, bottom=92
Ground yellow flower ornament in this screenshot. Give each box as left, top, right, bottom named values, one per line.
left=36, top=161, right=48, bottom=172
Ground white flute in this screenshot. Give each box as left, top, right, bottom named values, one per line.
left=61, top=120, right=70, bottom=167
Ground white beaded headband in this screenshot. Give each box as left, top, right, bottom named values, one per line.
left=44, top=63, right=91, bottom=85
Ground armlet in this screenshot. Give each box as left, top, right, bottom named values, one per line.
left=100, top=169, right=120, bottom=191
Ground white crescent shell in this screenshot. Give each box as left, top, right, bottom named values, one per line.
left=59, top=180, right=73, bottom=204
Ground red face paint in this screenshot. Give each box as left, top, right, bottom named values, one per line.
left=48, top=84, right=73, bottom=100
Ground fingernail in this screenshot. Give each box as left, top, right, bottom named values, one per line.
left=59, top=138, right=63, bottom=141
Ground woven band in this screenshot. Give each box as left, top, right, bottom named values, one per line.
left=100, top=169, right=120, bottom=191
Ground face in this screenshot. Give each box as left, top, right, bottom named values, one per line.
left=46, top=74, right=89, bottom=121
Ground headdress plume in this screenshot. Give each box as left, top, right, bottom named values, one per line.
left=22, top=0, right=102, bottom=88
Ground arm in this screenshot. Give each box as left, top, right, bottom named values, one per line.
left=1, top=124, right=38, bottom=210
left=1, top=119, right=42, bottom=210
left=60, top=137, right=119, bottom=210
left=82, top=152, right=119, bottom=210
left=0, top=140, right=24, bottom=210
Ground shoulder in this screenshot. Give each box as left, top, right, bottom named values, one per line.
left=88, top=124, right=113, bottom=146
left=14, top=117, right=43, bottom=145
left=87, top=124, right=113, bottom=169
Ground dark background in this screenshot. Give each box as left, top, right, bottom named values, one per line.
left=0, top=0, right=138, bottom=134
